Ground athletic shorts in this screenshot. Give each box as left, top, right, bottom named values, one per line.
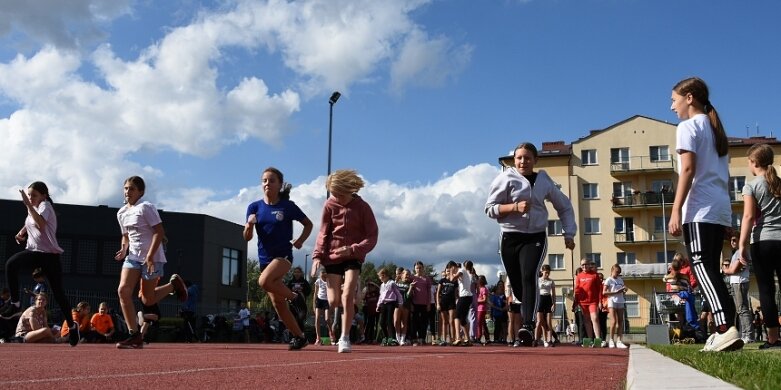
left=509, top=303, right=522, bottom=314
left=608, top=301, right=625, bottom=309
left=323, top=260, right=362, bottom=276
left=456, top=296, right=473, bottom=324
left=537, top=295, right=553, bottom=314
left=315, top=298, right=330, bottom=310
left=579, top=302, right=599, bottom=314
left=438, top=299, right=455, bottom=312
left=122, top=259, right=164, bottom=281
left=258, top=257, right=291, bottom=274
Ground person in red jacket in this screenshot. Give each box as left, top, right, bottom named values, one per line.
left=573, top=259, right=603, bottom=347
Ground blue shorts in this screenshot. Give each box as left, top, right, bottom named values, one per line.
left=122, top=259, right=165, bottom=281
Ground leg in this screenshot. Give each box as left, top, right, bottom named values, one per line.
left=38, top=253, right=75, bottom=328
left=609, top=308, right=617, bottom=342
left=117, top=267, right=141, bottom=334
left=4, top=250, right=33, bottom=303
left=340, top=269, right=360, bottom=341
left=259, top=259, right=303, bottom=337
left=684, top=223, right=735, bottom=333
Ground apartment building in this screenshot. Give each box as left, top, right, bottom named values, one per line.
left=499, top=115, right=773, bottom=328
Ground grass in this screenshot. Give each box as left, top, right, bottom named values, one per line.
left=648, top=342, right=781, bottom=390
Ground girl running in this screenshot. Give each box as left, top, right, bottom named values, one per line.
left=244, top=167, right=314, bottom=350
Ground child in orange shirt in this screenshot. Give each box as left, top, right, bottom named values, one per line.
left=573, top=259, right=603, bottom=347
left=61, top=301, right=92, bottom=342
left=90, top=302, right=115, bottom=342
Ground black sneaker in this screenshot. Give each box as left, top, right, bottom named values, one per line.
left=0, top=302, right=20, bottom=319
left=68, top=324, right=80, bottom=347
left=116, top=332, right=144, bottom=349
left=169, top=274, right=188, bottom=302
left=517, top=327, right=534, bottom=347
left=289, top=336, right=308, bottom=351
left=758, top=340, right=781, bottom=350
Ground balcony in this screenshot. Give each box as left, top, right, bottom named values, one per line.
left=620, top=263, right=669, bottom=279
left=610, top=156, right=675, bottom=176
left=612, top=191, right=675, bottom=209
left=614, top=231, right=678, bottom=245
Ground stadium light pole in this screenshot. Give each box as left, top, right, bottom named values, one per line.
left=326, top=91, right=341, bottom=198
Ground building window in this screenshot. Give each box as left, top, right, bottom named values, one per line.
left=656, top=251, right=676, bottom=264
left=548, top=220, right=563, bottom=236
left=585, top=253, right=602, bottom=268
left=625, top=294, right=639, bottom=317
left=549, top=254, right=565, bottom=270
left=611, top=147, right=630, bottom=169
left=617, top=252, right=636, bottom=265
left=731, top=213, right=742, bottom=229
left=651, top=180, right=673, bottom=194
left=582, top=183, right=599, bottom=199
left=729, top=176, right=745, bottom=201
left=581, top=149, right=597, bottom=165
left=222, top=247, right=241, bottom=287
left=555, top=295, right=565, bottom=317
left=584, top=218, right=600, bottom=234
left=654, top=216, right=667, bottom=233
left=650, top=145, right=670, bottom=162
left=612, top=182, right=631, bottom=198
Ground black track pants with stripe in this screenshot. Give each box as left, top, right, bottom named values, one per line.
left=500, top=231, right=547, bottom=328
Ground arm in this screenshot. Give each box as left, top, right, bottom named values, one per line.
left=293, top=217, right=313, bottom=249
left=347, top=201, right=379, bottom=258
left=669, top=151, right=695, bottom=237
left=548, top=180, right=577, bottom=250
left=738, top=193, right=756, bottom=264
left=19, top=189, right=47, bottom=230
left=144, top=223, right=165, bottom=272
left=114, top=233, right=129, bottom=261
left=484, top=174, right=527, bottom=219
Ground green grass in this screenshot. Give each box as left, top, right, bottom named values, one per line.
left=648, top=343, right=781, bottom=390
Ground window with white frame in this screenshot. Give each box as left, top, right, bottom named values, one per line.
left=612, top=182, right=631, bottom=198
left=731, top=213, right=742, bottom=229
left=654, top=216, right=667, bottom=233
left=617, top=252, right=636, bottom=265
left=581, top=149, right=597, bottom=165
left=625, top=294, right=639, bottom=317
left=554, top=295, right=565, bottom=317
left=729, top=176, right=745, bottom=201
left=582, top=183, right=599, bottom=199
left=584, top=218, right=600, bottom=234
left=650, top=145, right=670, bottom=162
left=585, top=253, right=602, bottom=268
left=651, top=180, right=673, bottom=194
left=548, top=220, right=563, bottom=236
left=222, top=247, right=241, bottom=287
left=548, top=254, right=565, bottom=270
left=611, top=147, right=630, bottom=165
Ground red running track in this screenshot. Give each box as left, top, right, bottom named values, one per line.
left=0, top=342, right=628, bottom=389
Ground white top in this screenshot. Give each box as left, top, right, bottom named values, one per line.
left=728, top=251, right=750, bottom=284
left=603, top=276, right=626, bottom=305
left=458, top=271, right=473, bottom=297
left=538, top=277, right=554, bottom=296
left=239, top=307, right=250, bottom=326
left=675, top=114, right=731, bottom=226
left=25, top=201, right=63, bottom=254
left=315, top=278, right=328, bottom=300
left=117, top=200, right=167, bottom=264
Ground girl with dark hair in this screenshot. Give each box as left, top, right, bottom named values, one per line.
left=244, top=167, right=314, bottom=350
left=115, top=175, right=189, bottom=349
left=535, top=264, right=556, bottom=347
left=410, top=261, right=432, bottom=346
left=485, top=142, right=576, bottom=346
left=737, top=143, right=781, bottom=350
left=668, top=77, right=741, bottom=352
left=452, top=261, right=475, bottom=346
left=2, top=181, right=80, bottom=346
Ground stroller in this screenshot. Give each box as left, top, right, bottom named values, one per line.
left=653, top=288, right=693, bottom=344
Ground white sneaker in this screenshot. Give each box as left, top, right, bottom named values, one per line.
left=600, top=340, right=607, bottom=348
left=701, top=327, right=743, bottom=352
left=337, top=338, right=352, bottom=353
left=608, top=340, right=616, bottom=348
left=615, top=340, right=628, bottom=349
left=543, top=340, right=549, bottom=348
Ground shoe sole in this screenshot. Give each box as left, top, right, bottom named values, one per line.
left=171, top=275, right=188, bottom=302
left=116, top=344, right=143, bottom=349
left=715, top=338, right=744, bottom=352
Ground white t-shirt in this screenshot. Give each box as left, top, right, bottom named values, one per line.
left=603, top=276, right=626, bottom=305
left=239, top=307, right=250, bottom=326
left=315, top=278, right=328, bottom=300
left=117, top=201, right=167, bottom=264
left=675, top=114, right=731, bottom=226
left=25, top=201, right=63, bottom=254
left=728, top=251, right=750, bottom=284
left=458, top=271, right=473, bottom=297
left=538, top=277, right=554, bottom=296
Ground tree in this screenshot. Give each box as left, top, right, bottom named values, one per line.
left=246, top=258, right=269, bottom=310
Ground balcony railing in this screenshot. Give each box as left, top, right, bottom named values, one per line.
left=614, top=231, right=677, bottom=244
left=612, top=191, right=675, bottom=208
left=620, top=263, right=669, bottom=278
left=610, top=156, right=675, bottom=174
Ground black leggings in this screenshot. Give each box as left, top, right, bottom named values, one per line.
left=411, top=304, right=429, bottom=340
left=378, top=302, right=397, bottom=339
left=5, top=250, right=74, bottom=326
left=683, top=223, right=735, bottom=331
left=500, top=231, right=547, bottom=328
left=750, top=240, right=781, bottom=329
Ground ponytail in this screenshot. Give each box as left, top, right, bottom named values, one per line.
left=673, top=77, right=728, bottom=156
left=704, top=104, right=728, bottom=156
left=766, top=166, right=781, bottom=198
left=747, top=144, right=781, bottom=198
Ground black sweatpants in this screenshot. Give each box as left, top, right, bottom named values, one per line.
left=412, top=304, right=429, bottom=340
left=5, top=250, right=74, bottom=327
left=683, top=223, right=735, bottom=332
left=750, top=240, right=781, bottom=329
left=500, top=231, right=547, bottom=328
left=378, top=302, right=397, bottom=340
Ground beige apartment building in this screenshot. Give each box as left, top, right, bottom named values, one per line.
left=499, top=115, right=775, bottom=329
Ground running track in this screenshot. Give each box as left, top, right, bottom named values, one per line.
left=0, top=342, right=628, bottom=389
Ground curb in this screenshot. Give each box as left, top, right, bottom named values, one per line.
left=626, top=344, right=738, bottom=389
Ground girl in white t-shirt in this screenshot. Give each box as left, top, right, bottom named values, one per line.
left=668, top=77, right=741, bottom=352
left=452, top=260, right=475, bottom=346
left=602, top=264, right=627, bottom=348
left=114, top=176, right=188, bottom=349
left=313, top=269, right=335, bottom=345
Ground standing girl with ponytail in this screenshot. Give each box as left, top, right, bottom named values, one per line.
left=668, top=77, right=742, bottom=352
left=737, top=144, right=781, bottom=350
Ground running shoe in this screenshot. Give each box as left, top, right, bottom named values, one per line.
left=116, top=332, right=143, bottom=349
left=68, top=324, right=80, bottom=347
left=700, top=326, right=744, bottom=352
left=608, top=340, right=616, bottom=348
left=337, top=338, right=352, bottom=353
left=289, top=335, right=308, bottom=351
left=169, top=274, right=188, bottom=302
left=615, top=340, right=628, bottom=349
left=581, top=338, right=593, bottom=348
left=512, top=340, right=521, bottom=348
left=758, top=340, right=781, bottom=350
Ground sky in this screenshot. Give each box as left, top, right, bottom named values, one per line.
left=1, top=0, right=780, bottom=284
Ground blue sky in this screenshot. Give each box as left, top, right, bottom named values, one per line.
left=1, top=0, right=779, bottom=282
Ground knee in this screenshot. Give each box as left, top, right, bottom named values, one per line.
left=117, top=285, right=133, bottom=299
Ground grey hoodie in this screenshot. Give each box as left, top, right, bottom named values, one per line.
left=484, top=168, right=576, bottom=239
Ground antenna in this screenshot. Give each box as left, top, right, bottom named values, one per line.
left=746, top=125, right=749, bottom=137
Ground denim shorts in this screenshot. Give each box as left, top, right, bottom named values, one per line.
left=123, top=259, right=165, bottom=281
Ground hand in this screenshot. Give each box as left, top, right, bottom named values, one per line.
left=668, top=213, right=682, bottom=237
left=114, top=247, right=126, bottom=261
left=15, top=232, right=26, bottom=245
left=247, top=214, right=257, bottom=224
left=564, top=237, right=575, bottom=250
left=19, top=189, right=31, bottom=207
left=310, top=259, right=320, bottom=278
left=145, top=260, right=155, bottom=275
left=335, top=245, right=352, bottom=257
left=516, top=201, right=529, bottom=214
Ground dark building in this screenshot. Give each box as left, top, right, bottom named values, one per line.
left=0, top=199, right=246, bottom=320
